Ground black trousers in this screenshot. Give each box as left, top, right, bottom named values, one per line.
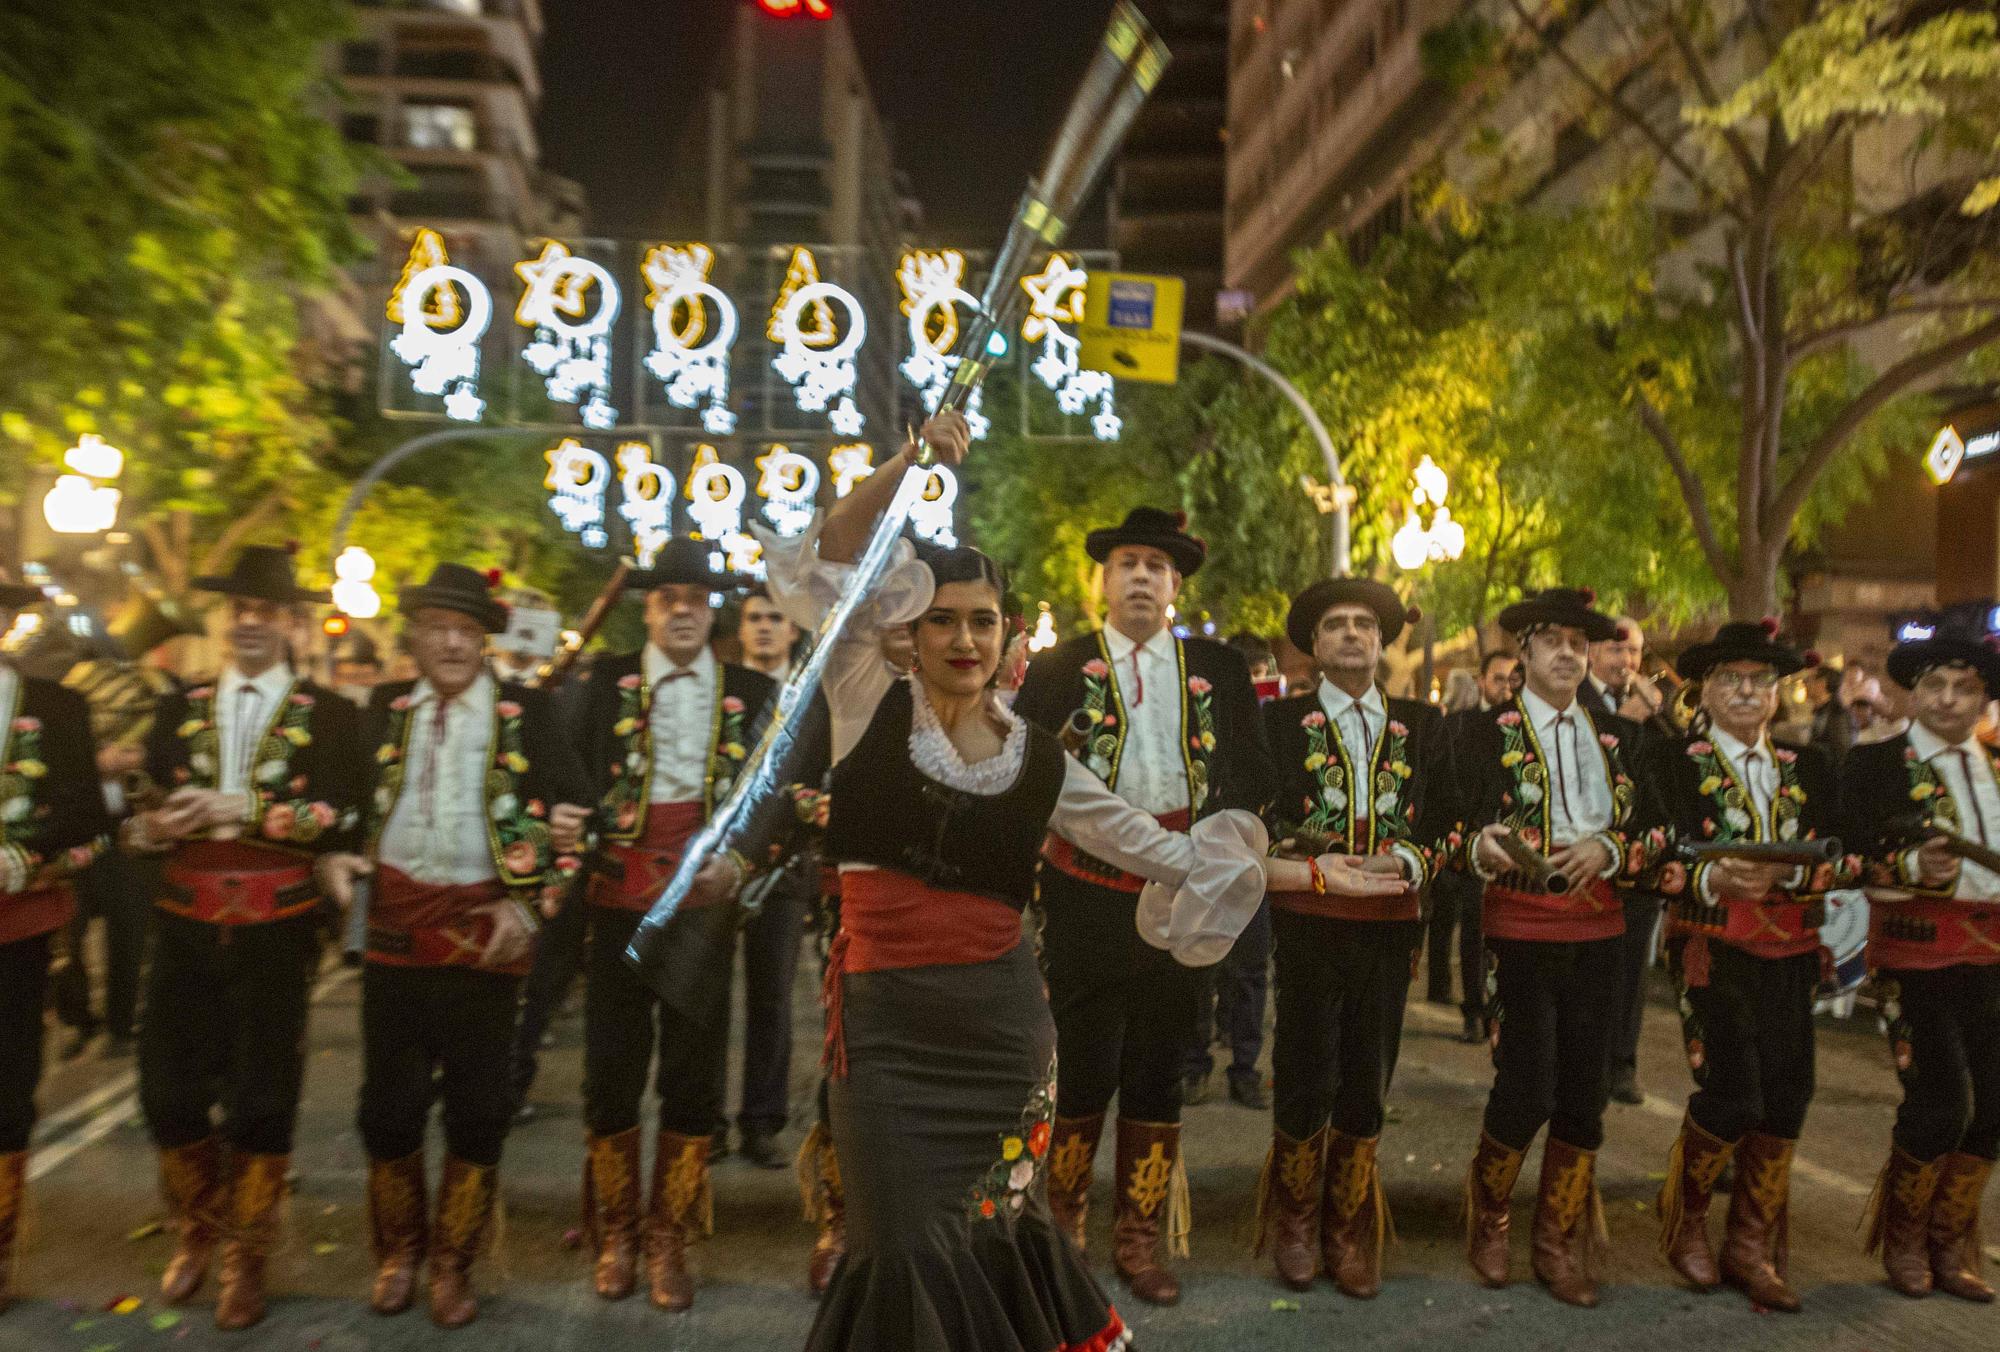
left=731, top=862, right=810, bottom=1134
left=1271, top=912, right=1419, bottom=1140
left=1040, top=867, right=1205, bottom=1123
left=583, top=905, right=729, bottom=1138
left=1426, top=870, right=1488, bottom=1016
left=1882, top=963, right=2000, bottom=1163
left=66, top=849, right=151, bottom=1038
left=1607, top=890, right=1662, bottom=1076
left=359, top=963, right=522, bottom=1167
left=1665, top=937, right=1817, bottom=1142
left=138, top=913, right=320, bottom=1155
left=0, top=932, right=54, bottom=1152
left=511, top=878, right=588, bottom=1105
left=1185, top=895, right=1271, bottom=1086
left=1483, top=934, right=1622, bottom=1152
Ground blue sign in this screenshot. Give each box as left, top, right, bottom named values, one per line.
left=1108, top=280, right=1156, bottom=331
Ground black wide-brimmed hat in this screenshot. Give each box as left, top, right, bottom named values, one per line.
left=1887, top=611, right=2000, bottom=697
left=1676, top=618, right=1813, bottom=682
left=625, top=537, right=740, bottom=594
left=1085, top=507, right=1207, bottom=577
left=1497, top=587, right=1623, bottom=644
left=1287, top=577, right=1421, bottom=652
left=401, top=563, right=509, bottom=633
left=191, top=545, right=329, bottom=605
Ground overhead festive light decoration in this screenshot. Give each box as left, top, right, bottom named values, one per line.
left=769, top=247, right=866, bottom=435
left=1028, top=601, right=1059, bottom=653
left=330, top=546, right=383, bottom=620
left=908, top=464, right=960, bottom=548
left=828, top=442, right=875, bottom=498
left=897, top=250, right=990, bottom=439
left=615, top=442, right=676, bottom=565
left=1020, top=254, right=1119, bottom=440
left=388, top=229, right=492, bottom=423
left=517, top=241, right=621, bottom=430
left=544, top=438, right=612, bottom=548
left=687, top=455, right=763, bottom=579
left=641, top=243, right=738, bottom=435
left=1391, top=454, right=1466, bottom=570
left=755, top=444, right=821, bottom=537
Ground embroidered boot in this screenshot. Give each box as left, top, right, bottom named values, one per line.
left=366, top=1150, right=427, bottom=1315
left=645, top=1130, right=711, bottom=1311
left=1866, top=1145, right=1942, bottom=1298
left=585, top=1128, right=643, bottom=1300
left=1721, top=1132, right=1801, bottom=1311
left=1322, top=1128, right=1390, bottom=1298
left=1928, top=1152, right=1996, bottom=1303
left=1530, top=1136, right=1604, bottom=1308
left=1464, top=1131, right=1525, bottom=1288
left=214, top=1152, right=287, bottom=1331
left=1254, top=1127, right=1323, bottom=1291
left=158, top=1136, right=224, bottom=1306
left=428, top=1155, right=497, bottom=1328
left=1111, top=1118, right=1184, bottom=1307
left=1046, top=1112, right=1105, bottom=1251
left=1657, top=1113, right=1734, bottom=1290
left=0, top=1150, right=22, bottom=1313
left=801, top=1124, right=845, bottom=1296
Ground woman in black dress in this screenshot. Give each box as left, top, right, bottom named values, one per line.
left=761, top=412, right=1405, bottom=1351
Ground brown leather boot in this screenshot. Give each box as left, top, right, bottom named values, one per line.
left=1253, top=1127, right=1323, bottom=1291
left=1322, top=1129, right=1390, bottom=1298
left=1721, top=1132, right=1801, bottom=1312
left=1111, top=1118, right=1184, bottom=1306
left=1657, top=1114, right=1734, bottom=1290
left=804, top=1126, right=845, bottom=1296
left=428, top=1155, right=496, bottom=1328
left=214, top=1152, right=287, bottom=1331
left=1928, top=1152, right=1996, bottom=1303
left=0, top=1150, right=23, bottom=1313
left=1045, top=1112, right=1105, bottom=1251
left=1530, top=1136, right=1603, bottom=1308
left=645, top=1130, right=711, bottom=1311
left=367, top=1151, right=427, bottom=1316
left=1464, top=1131, right=1524, bottom=1288
left=1866, top=1145, right=1942, bottom=1298
left=585, top=1128, right=643, bottom=1300
left=158, top=1136, right=224, bottom=1306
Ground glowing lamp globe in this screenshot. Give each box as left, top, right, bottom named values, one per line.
left=43, top=475, right=120, bottom=534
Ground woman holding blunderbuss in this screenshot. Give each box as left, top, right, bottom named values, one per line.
left=1640, top=620, right=1856, bottom=1313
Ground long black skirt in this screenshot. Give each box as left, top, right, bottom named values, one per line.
left=806, top=939, right=1130, bottom=1352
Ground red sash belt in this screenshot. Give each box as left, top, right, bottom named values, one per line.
left=1482, top=878, right=1624, bottom=943
left=1870, top=897, right=2000, bottom=971
left=158, top=840, right=318, bottom=927
left=589, top=801, right=706, bottom=912
left=365, top=865, right=521, bottom=975
left=1272, top=888, right=1421, bottom=923
left=1043, top=808, right=1190, bottom=893
left=1668, top=897, right=1823, bottom=960
left=0, top=884, right=75, bottom=946
left=821, top=868, right=1024, bottom=1079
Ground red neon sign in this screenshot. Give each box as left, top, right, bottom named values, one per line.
left=758, top=0, right=833, bottom=17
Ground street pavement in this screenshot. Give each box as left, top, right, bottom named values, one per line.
left=6, top=937, right=1998, bottom=1352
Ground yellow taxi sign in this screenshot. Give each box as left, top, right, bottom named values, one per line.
left=1079, top=272, right=1184, bottom=384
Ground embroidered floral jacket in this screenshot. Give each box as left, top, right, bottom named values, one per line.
left=1, top=675, right=112, bottom=943
left=578, top=650, right=776, bottom=842
left=143, top=674, right=362, bottom=856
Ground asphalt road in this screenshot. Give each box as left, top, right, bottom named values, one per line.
left=5, top=937, right=1997, bottom=1352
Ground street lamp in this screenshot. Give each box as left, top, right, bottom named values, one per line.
left=331, top=546, right=383, bottom=620
left=43, top=434, right=126, bottom=534
left=1391, top=455, right=1465, bottom=699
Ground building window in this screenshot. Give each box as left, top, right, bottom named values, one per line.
left=340, top=112, right=383, bottom=145
left=341, top=41, right=384, bottom=75
left=405, top=103, right=478, bottom=152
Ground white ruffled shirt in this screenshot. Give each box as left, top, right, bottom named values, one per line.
left=642, top=643, right=715, bottom=804
left=1100, top=624, right=1191, bottom=815
left=761, top=513, right=1268, bottom=966
left=378, top=673, right=499, bottom=885
left=1908, top=722, right=2000, bottom=900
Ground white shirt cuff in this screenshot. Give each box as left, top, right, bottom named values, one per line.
left=1134, top=810, right=1270, bottom=967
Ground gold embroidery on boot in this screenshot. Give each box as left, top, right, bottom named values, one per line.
left=662, top=1143, right=706, bottom=1226
left=1126, top=1143, right=1172, bottom=1219
left=1280, top=1137, right=1322, bottom=1206
left=590, top=1137, right=633, bottom=1211
left=1050, top=1132, right=1095, bottom=1195
left=438, top=1165, right=490, bottom=1248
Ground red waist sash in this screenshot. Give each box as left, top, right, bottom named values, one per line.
left=0, top=884, right=75, bottom=946
left=821, top=868, right=1024, bottom=1079
left=1870, top=897, right=2000, bottom=971
left=1043, top=808, right=1190, bottom=893
left=1272, top=888, right=1421, bottom=923
left=1667, top=896, right=1822, bottom=960
left=1482, top=877, right=1624, bottom=943
left=589, top=801, right=706, bottom=912
left=159, top=840, right=318, bottom=927
left=365, top=865, right=521, bottom=975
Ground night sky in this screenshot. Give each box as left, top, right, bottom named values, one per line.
left=538, top=0, right=1110, bottom=239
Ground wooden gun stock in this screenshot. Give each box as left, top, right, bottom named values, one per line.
left=1679, top=837, right=1843, bottom=869
left=1497, top=831, right=1571, bottom=895
left=534, top=560, right=630, bottom=688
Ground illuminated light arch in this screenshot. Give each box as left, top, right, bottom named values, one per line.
left=543, top=438, right=611, bottom=548
left=516, top=241, right=622, bottom=429
left=1020, top=254, right=1119, bottom=441
left=755, top=444, right=821, bottom=537
left=388, top=229, right=493, bottom=423
left=909, top=464, right=960, bottom=548
left=897, top=250, right=990, bottom=440
left=642, top=244, right=739, bottom=435
left=771, top=249, right=867, bottom=435
left=615, top=442, right=677, bottom=565
left=828, top=443, right=875, bottom=497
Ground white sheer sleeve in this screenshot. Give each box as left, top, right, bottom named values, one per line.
left=1048, top=758, right=1269, bottom=968
left=757, top=514, right=934, bottom=763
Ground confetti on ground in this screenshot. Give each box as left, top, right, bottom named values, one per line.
left=110, top=1296, right=143, bottom=1314
left=561, top=1226, right=584, bottom=1249
left=71, top=1318, right=97, bottom=1332
left=84, top=1343, right=118, bottom=1352
left=1270, top=1298, right=1302, bottom=1312
left=125, top=1221, right=163, bottom=1241
left=149, top=1312, right=181, bottom=1331
left=312, top=1241, right=340, bottom=1256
